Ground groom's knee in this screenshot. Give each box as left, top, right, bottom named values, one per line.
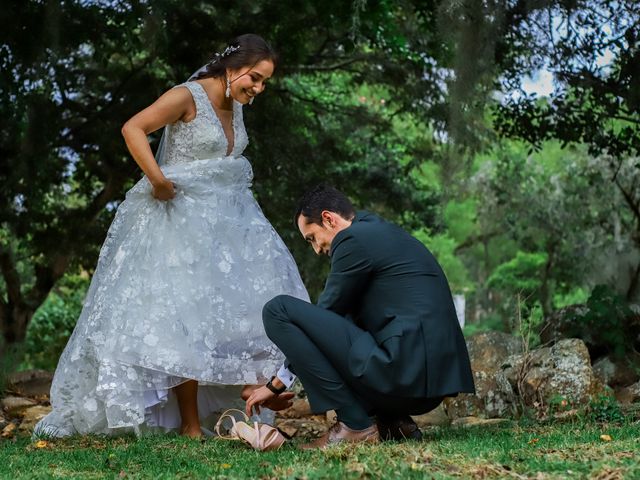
left=262, top=295, right=292, bottom=335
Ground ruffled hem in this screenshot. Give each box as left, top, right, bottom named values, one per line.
left=35, top=382, right=274, bottom=438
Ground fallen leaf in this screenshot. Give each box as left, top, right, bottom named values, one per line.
left=221, top=464, right=232, bottom=469
left=35, top=440, right=49, bottom=449
left=600, top=434, right=612, bottom=442
left=528, top=438, right=540, bottom=445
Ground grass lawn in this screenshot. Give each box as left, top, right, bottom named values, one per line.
left=1, top=420, right=639, bottom=479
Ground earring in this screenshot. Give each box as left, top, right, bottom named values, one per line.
left=249, top=96, right=254, bottom=105
left=225, top=78, right=231, bottom=98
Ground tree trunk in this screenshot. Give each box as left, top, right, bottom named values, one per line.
left=539, top=244, right=556, bottom=319
left=0, top=302, right=34, bottom=348
left=627, top=260, right=640, bottom=302
left=0, top=248, right=69, bottom=356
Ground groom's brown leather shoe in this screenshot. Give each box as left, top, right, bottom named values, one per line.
left=299, top=421, right=379, bottom=450
left=376, top=415, right=422, bottom=441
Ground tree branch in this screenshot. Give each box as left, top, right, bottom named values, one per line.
left=60, top=59, right=153, bottom=142
left=614, top=176, right=640, bottom=227
left=292, top=55, right=370, bottom=72
left=454, top=230, right=503, bottom=254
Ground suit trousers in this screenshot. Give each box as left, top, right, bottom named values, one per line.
left=262, top=295, right=443, bottom=416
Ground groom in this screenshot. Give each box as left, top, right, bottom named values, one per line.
left=245, top=184, right=474, bottom=448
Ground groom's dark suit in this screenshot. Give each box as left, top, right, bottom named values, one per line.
left=263, top=211, right=474, bottom=416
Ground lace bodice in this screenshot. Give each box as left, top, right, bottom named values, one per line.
left=161, top=81, right=249, bottom=166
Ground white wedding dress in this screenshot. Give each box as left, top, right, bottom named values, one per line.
left=35, top=81, right=309, bottom=437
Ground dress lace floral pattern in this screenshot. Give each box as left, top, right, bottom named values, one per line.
left=35, top=81, right=309, bottom=436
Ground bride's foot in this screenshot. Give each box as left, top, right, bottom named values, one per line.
left=180, top=424, right=204, bottom=438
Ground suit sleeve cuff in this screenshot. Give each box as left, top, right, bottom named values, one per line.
left=276, top=364, right=297, bottom=389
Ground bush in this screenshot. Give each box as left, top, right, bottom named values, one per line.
left=542, top=284, right=637, bottom=360
left=463, top=312, right=506, bottom=337
left=487, top=251, right=548, bottom=299
left=579, top=285, right=633, bottom=358
left=582, top=391, right=626, bottom=424
left=22, top=274, right=89, bottom=371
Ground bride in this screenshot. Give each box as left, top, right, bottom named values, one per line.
left=35, top=34, right=308, bottom=438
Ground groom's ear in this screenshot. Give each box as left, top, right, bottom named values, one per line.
left=320, top=210, right=334, bottom=229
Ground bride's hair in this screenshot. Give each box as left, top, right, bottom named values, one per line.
left=195, top=34, right=278, bottom=80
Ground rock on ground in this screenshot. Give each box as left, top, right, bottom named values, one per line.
left=413, top=404, right=450, bottom=427
left=503, top=338, right=603, bottom=408
left=6, top=370, right=53, bottom=398
left=1, top=396, right=37, bottom=416
left=444, top=331, right=522, bottom=419
left=592, top=355, right=639, bottom=389
left=615, top=381, right=640, bottom=405
left=17, top=405, right=52, bottom=434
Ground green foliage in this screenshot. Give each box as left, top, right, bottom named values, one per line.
left=493, top=0, right=640, bottom=159
left=517, top=302, right=544, bottom=350
left=582, top=392, right=626, bottom=424
left=547, top=284, right=636, bottom=360
left=554, top=287, right=589, bottom=309
left=469, top=139, right=632, bottom=324
left=1, top=0, right=638, bottom=353
left=22, top=274, right=89, bottom=370
left=414, top=230, right=472, bottom=293
left=547, top=394, right=573, bottom=416
left=488, top=252, right=548, bottom=299
left=463, top=313, right=506, bottom=337
left=0, top=0, right=446, bottom=344
left=577, top=285, right=634, bottom=358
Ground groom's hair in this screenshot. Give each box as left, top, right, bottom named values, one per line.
left=294, top=184, right=356, bottom=227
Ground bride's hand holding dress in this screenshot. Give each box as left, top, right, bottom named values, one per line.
left=121, top=86, right=197, bottom=200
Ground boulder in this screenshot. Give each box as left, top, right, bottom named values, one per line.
left=465, top=331, right=524, bottom=371
left=7, top=370, right=53, bottom=398
left=277, top=398, right=312, bottom=419
left=503, top=338, right=602, bottom=408
left=443, top=332, right=522, bottom=419
left=1, top=396, right=37, bottom=416
left=412, top=404, right=450, bottom=427
left=592, top=356, right=639, bottom=389
left=540, top=305, right=591, bottom=346
left=615, top=381, right=640, bottom=405
left=17, top=405, right=51, bottom=434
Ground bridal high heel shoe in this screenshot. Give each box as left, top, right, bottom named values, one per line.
left=214, top=409, right=286, bottom=452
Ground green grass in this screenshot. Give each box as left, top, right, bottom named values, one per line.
left=2, top=420, right=639, bottom=479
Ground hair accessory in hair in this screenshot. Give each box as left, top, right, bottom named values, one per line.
left=209, top=44, right=240, bottom=66
left=221, top=45, right=240, bottom=57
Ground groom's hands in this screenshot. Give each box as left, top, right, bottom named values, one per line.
left=243, top=385, right=295, bottom=416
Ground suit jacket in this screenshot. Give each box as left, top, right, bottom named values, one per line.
left=317, top=211, right=475, bottom=398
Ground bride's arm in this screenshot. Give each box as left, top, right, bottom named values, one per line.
left=121, top=87, right=194, bottom=199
